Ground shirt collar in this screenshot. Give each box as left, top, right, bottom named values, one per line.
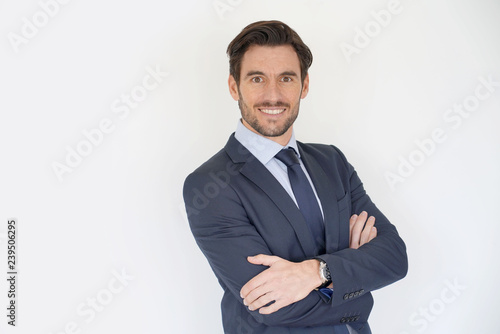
left=234, top=119, right=299, bottom=165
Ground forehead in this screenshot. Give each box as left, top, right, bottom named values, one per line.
left=240, top=44, right=301, bottom=74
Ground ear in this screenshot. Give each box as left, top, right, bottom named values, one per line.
left=300, top=73, right=309, bottom=99
left=228, top=75, right=239, bottom=101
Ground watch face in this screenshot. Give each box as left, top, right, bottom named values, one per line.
left=316, top=259, right=331, bottom=284
left=321, top=263, right=331, bottom=281
left=319, top=262, right=327, bottom=282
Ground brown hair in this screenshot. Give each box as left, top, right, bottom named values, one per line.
left=226, top=20, right=313, bottom=85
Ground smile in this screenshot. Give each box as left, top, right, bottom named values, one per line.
left=259, top=108, right=286, bottom=115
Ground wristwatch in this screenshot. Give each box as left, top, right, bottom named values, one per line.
left=315, top=258, right=332, bottom=289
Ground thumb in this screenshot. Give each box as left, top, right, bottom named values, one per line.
left=247, top=254, right=279, bottom=266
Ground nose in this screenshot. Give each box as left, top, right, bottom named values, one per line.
left=263, top=80, right=282, bottom=102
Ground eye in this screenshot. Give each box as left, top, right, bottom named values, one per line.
left=281, top=76, right=292, bottom=82
left=251, top=77, right=263, bottom=83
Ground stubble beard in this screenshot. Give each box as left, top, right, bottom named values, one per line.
left=237, top=88, right=300, bottom=138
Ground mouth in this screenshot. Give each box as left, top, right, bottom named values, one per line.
left=258, top=108, right=286, bottom=115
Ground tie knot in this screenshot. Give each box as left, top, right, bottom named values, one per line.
left=275, top=148, right=300, bottom=167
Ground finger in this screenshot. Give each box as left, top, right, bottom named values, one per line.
left=244, top=283, right=272, bottom=306
left=350, top=213, right=364, bottom=248
left=241, top=272, right=267, bottom=298
left=241, top=278, right=262, bottom=299
left=368, top=226, right=377, bottom=242
left=247, top=254, right=279, bottom=266
left=247, top=291, right=275, bottom=311
left=242, top=255, right=283, bottom=299
left=360, top=216, right=375, bottom=245
left=350, top=211, right=367, bottom=249
left=349, top=214, right=358, bottom=246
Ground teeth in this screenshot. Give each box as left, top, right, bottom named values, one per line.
left=260, top=109, right=285, bottom=115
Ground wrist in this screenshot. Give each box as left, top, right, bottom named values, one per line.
left=302, top=259, right=323, bottom=290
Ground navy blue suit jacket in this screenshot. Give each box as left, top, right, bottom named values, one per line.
left=183, top=134, right=408, bottom=333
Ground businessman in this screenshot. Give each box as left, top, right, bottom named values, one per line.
left=183, top=20, right=408, bottom=333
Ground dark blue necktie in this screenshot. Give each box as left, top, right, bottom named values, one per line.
left=275, top=148, right=325, bottom=250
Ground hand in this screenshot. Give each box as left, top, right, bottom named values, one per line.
left=240, top=255, right=322, bottom=315
left=349, top=211, right=377, bottom=249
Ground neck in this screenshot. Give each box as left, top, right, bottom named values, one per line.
left=241, top=119, right=293, bottom=146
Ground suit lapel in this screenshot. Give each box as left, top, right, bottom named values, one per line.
left=225, top=134, right=317, bottom=257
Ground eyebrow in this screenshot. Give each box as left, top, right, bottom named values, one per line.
left=244, top=70, right=299, bottom=78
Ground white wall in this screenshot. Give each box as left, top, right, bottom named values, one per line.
left=1, top=0, right=499, bottom=333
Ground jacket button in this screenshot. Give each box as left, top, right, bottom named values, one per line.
left=349, top=292, right=354, bottom=298
left=340, top=317, right=346, bottom=323
left=343, top=294, right=349, bottom=300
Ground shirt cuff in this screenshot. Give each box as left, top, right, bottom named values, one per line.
left=319, top=287, right=333, bottom=299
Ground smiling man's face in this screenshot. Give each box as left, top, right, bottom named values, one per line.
left=228, top=44, right=309, bottom=145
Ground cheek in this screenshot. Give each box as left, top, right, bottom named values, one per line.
left=241, top=90, right=262, bottom=105
left=286, top=89, right=303, bottom=102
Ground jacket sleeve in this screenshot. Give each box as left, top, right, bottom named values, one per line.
left=183, top=170, right=374, bottom=328
left=315, top=146, right=408, bottom=307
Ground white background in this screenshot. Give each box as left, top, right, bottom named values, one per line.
left=1, top=0, right=499, bottom=333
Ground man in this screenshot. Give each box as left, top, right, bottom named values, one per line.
left=183, top=20, right=408, bottom=333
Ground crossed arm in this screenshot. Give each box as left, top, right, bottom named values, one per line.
left=240, top=211, right=378, bottom=314
left=184, top=149, right=407, bottom=327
